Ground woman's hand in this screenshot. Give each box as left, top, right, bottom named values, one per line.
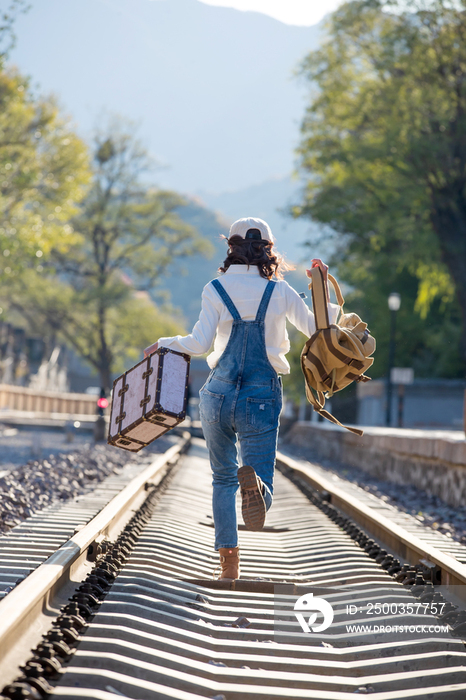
left=306, top=259, right=330, bottom=301
left=144, top=341, right=159, bottom=358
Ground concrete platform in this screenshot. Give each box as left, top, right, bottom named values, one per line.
left=282, top=422, right=466, bottom=509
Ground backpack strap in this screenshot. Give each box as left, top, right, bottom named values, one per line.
left=211, top=279, right=242, bottom=321
left=309, top=267, right=330, bottom=330
left=308, top=272, right=345, bottom=306
left=304, top=381, right=364, bottom=437
left=308, top=270, right=345, bottom=329
left=255, top=280, right=276, bottom=322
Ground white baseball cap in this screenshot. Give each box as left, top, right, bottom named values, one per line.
left=229, top=217, right=275, bottom=243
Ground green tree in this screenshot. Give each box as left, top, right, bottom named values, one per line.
left=0, top=67, right=91, bottom=278
left=9, top=270, right=183, bottom=379
left=8, top=124, right=210, bottom=392
left=295, top=0, right=466, bottom=374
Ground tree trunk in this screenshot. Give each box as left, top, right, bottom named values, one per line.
left=98, top=364, right=112, bottom=395
left=96, top=287, right=113, bottom=394
left=430, top=187, right=466, bottom=373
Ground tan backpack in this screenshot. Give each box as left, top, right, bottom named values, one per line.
left=300, top=267, right=375, bottom=436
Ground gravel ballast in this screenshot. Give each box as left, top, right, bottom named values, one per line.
left=0, top=434, right=178, bottom=535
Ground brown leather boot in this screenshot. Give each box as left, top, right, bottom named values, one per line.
left=238, top=465, right=266, bottom=531
left=216, top=547, right=240, bottom=580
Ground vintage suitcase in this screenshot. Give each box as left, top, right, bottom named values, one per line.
left=108, top=347, right=190, bottom=452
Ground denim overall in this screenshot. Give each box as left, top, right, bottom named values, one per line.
left=199, top=277, right=283, bottom=550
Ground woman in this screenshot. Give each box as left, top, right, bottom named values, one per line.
left=144, top=217, right=338, bottom=580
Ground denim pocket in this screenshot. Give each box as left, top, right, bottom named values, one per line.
left=246, top=397, right=276, bottom=433
left=199, top=388, right=224, bottom=424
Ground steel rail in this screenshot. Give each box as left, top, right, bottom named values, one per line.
left=0, top=435, right=189, bottom=683
left=276, top=450, right=466, bottom=595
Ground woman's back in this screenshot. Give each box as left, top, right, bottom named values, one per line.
left=159, top=263, right=336, bottom=374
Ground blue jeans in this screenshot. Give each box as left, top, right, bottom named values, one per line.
left=200, top=376, right=282, bottom=549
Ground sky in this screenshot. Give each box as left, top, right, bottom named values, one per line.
left=197, top=0, right=345, bottom=26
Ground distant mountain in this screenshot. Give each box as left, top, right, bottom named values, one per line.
left=10, top=0, right=321, bottom=193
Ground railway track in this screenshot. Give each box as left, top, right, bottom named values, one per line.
left=1, top=435, right=466, bottom=699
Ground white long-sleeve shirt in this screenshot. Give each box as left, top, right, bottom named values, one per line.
left=157, top=265, right=340, bottom=375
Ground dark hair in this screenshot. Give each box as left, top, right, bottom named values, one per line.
left=219, top=235, right=294, bottom=280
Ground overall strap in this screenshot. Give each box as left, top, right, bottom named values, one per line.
left=255, top=280, right=276, bottom=322
left=211, top=279, right=241, bottom=321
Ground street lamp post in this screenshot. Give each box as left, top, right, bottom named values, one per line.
left=386, top=292, right=401, bottom=426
